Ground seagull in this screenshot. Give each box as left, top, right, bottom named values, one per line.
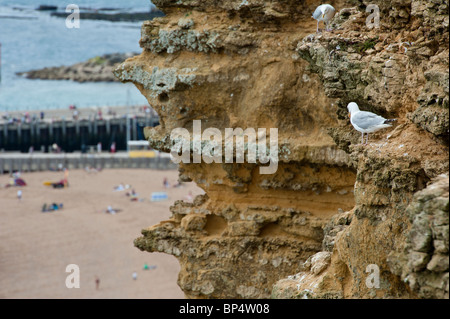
left=347, top=102, right=396, bottom=145
left=312, top=4, right=336, bottom=33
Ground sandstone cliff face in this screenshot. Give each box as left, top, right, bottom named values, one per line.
left=391, top=174, right=449, bottom=299
left=114, top=0, right=448, bottom=299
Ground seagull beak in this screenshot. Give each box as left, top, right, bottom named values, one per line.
left=322, top=14, right=325, bottom=19
left=348, top=113, right=351, bottom=119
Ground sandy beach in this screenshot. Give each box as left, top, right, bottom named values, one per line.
left=0, top=168, right=203, bottom=299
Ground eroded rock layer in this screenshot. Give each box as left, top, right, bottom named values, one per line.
left=272, top=0, right=449, bottom=299
left=114, top=0, right=448, bottom=299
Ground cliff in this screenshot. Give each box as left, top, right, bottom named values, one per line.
left=114, top=0, right=449, bottom=299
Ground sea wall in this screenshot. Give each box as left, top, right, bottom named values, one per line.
left=0, top=116, right=158, bottom=152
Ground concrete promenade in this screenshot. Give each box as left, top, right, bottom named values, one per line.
left=0, top=151, right=176, bottom=174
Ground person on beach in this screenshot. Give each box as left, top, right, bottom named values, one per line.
left=95, top=276, right=100, bottom=290
left=114, top=183, right=125, bottom=191
left=163, top=177, right=169, bottom=188
left=130, top=189, right=138, bottom=201
left=17, top=189, right=22, bottom=201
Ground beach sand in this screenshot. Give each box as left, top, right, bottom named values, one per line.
left=0, top=168, right=204, bottom=299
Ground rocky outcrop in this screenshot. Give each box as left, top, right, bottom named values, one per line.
left=114, top=0, right=448, bottom=299
left=18, top=53, right=138, bottom=82
left=273, top=0, right=449, bottom=299
left=135, top=161, right=355, bottom=298
left=296, top=1, right=449, bottom=145
left=389, top=174, right=449, bottom=299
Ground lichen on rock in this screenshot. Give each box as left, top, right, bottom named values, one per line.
left=273, top=0, right=448, bottom=299
left=388, top=174, right=449, bottom=299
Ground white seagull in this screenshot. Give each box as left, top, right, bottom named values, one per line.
left=312, top=4, right=336, bottom=33
left=347, top=102, right=396, bottom=145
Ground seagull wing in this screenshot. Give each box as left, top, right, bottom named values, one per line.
left=324, top=6, right=335, bottom=21
left=351, top=111, right=388, bottom=130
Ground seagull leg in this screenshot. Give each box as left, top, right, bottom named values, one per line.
left=361, top=133, right=364, bottom=145
left=316, top=20, right=319, bottom=33
left=365, top=134, right=369, bottom=145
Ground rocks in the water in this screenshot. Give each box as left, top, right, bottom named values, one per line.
left=36, top=5, right=58, bottom=11
left=50, top=9, right=165, bottom=22
left=17, top=53, right=138, bottom=83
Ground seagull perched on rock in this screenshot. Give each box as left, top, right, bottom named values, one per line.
left=347, top=102, right=396, bottom=145
left=312, top=4, right=336, bottom=33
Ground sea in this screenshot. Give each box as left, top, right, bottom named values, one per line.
left=0, top=0, right=156, bottom=112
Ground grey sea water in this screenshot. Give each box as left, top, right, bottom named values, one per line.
left=0, top=0, right=155, bottom=111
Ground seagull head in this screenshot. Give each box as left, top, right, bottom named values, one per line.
left=347, top=102, right=360, bottom=116
left=321, top=5, right=331, bottom=18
